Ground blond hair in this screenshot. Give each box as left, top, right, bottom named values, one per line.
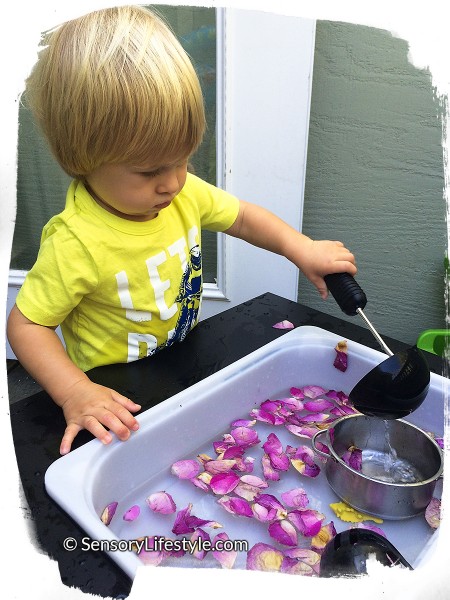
left=25, top=5, right=206, bottom=177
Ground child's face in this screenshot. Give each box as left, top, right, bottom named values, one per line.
left=85, top=158, right=189, bottom=221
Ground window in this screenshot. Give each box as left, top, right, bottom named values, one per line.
left=10, top=5, right=218, bottom=282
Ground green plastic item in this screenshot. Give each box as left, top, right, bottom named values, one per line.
left=416, top=329, right=450, bottom=357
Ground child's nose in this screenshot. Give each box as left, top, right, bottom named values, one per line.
left=155, top=168, right=180, bottom=194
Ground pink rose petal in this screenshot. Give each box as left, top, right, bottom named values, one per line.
left=281, top=488, right=309, bottom=509
left=311, top=521, right=337, bottom=554
left=261, top=453, right=281, bottom=481
left=281, top=548, right=321, bottom=576
left=278, top=397, right=304, bottom=411
left=204, top=459, right=237, bottom=474
left=100, top=501, right=118, bottom=526
left=262, top=432, right=283, bottom=455
left=425, top=497, right=441, bottom=529
left=285, top=423, right=320, bottom=439
left=210, top=471, right=240, bottom=495
left=268, top=519, right=298, bottom=546
left=303, top=398, right=335, bottom=413
left=231, top=419, right=256, bottom=428
left=240, top=474, right=268, bottom=488
left=123, top=504, right=140, bottom=522
left=136, top=536, right=167, bottom=566
left=171, top=459, right=201, bottom=479
left=303, top=385, right=327, bottom=399
left=212, top=532, right=238, bottom=569
left=273, top=320, right=294, bottom=330
left=233, top=456, right=255, bottom=473
left=287, top=508, right=325, bottom=537
left=341, top=446, right=362, bottom=471
left=246, top=543, right=284, bottom=572
left=333, top=340, right=348, bottom=372
left=230, top=427, right=260, bottom=447
left=190, top=528, right=211, bottom=560
left=172, top=503, right=222, bottom=535
left=218, top=495, right=254, bottom=518
left=146, top=491, right=176, bottom=514
left=290, top=387, right=305, bottom=399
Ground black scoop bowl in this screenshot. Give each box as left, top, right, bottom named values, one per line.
left=349, top=346, right=430, bottom=420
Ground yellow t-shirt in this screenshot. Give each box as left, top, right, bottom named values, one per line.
left=16, top=174, right=240, bottom=371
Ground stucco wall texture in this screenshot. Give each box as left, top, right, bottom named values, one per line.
left=299, top=21, right=447, bottom=346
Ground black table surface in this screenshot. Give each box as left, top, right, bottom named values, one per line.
left=9, top=293, right=445, bottom=598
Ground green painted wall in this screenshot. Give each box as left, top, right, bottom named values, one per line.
left=299, top=21, right=447, bottom=346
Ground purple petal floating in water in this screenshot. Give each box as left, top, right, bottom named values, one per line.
left=268, top=519, right=298, bottom=546
left=218, top=495, right=254, bottom=518
left=325, top=389, right=349, bottom=404
left=289, top=445, right=321, bottom=477
left=278, top=397, right=304, bottom=411
left=230, top=426, right=260, bottom=447
left=249, top=408, right=284, bottom=425
left=171, top=503, right=221, bottom=535
left=330, top=404, right=358, bottom=417
left=231, top=419, right=256, bottom=428
left=281, top=548, right=321, bottom=576
left=240, top=474, right=268, bottom=488
left=146, top=491, right=176, bottom=514
left=261, top=454, right=281, bottom=481
left=171, top=459, right=201, bottom=479
left=281, top=488, right=309, bottom=509
left=123, top=505, right=140, bottom=522
left=268, top=452, right=290, bottom=471
left=190, top=528, right=211, bottom=560
left=100, top=501, right=118, bottom=526
left=285, top=424, right=320, bottom=439
left=136, top=536, right=167, bottom=566
left=246, top=543, right=284, bottom=572
left=425, top=497, right=441, bottom=529
left=287, top=509, right=325, bottom=537
left=303, top=398, right=335, bottom=413
left=341, top=446, right=362, bottom=471
left=263, top=432, right=283, bottom=455
left=289, top=387, right=304, bottom=399
left=212, top=532, right=238, bottom=569
left=210, top=471, right=240, bottom=495
left=303, top=385, right=327, bottom=399
left=333, top=340, right=348, bottom=372
left=233, top=456, right=255, bottom=473
left=222, top=445, right=245, bottom=460
left=204, top=459, right=237, bottom=474
left=310, top=521, right=337, bottom=554
left=295, top=412, right=330, bottom=424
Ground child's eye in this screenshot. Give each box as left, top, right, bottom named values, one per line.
left=141, top=169, right=161, bottom=178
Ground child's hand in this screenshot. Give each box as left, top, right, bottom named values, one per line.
left=58, top=379, right=141, bottom=455
left=297, top=239, right=357, bottom=299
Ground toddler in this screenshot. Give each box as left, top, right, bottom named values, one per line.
left=7, top=5, right=357, bottom=454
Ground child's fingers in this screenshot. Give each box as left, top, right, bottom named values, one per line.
left=110, top=389, right=141, bottom=412
left=60, top=422, right=82, bottom=455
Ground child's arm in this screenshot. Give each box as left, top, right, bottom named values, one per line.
left=7, top=305, right=141, bottom=455
left=225, top=200, right=357, bottom=299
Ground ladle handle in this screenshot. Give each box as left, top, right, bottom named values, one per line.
left=324, top=273, right=367, bottom=316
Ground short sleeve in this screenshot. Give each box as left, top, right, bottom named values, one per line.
left=16, top=226, right=98, bottom=327
left=184, top=174, right=240, bottom=232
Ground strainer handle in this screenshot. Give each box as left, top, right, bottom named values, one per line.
left=311, top=429, right=331, bottom=459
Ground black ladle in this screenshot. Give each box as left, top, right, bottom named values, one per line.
left=324, top=273, right=430, bottom=419
left=319, top=529, right=412, bottom=577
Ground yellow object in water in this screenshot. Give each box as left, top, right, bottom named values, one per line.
left=330, top=501, right=383, bottom=524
